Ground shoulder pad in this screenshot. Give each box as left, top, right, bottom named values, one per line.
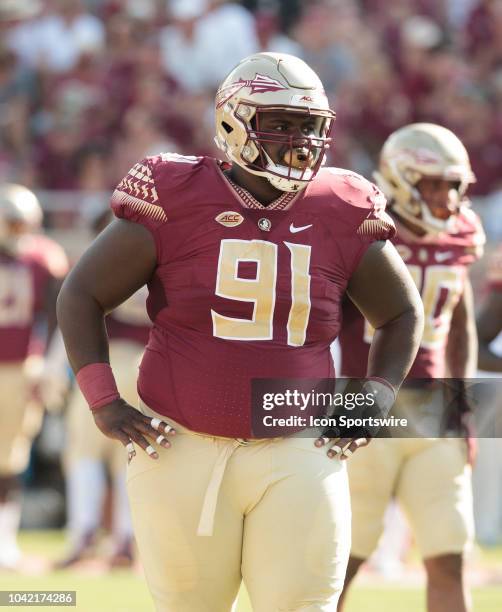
left=317, top=168, right=395, bottom=240
left=456, top=205, right=485, bottom=256
left=323, top=168, right=387, bottom=211
left=155, top=153, right=206, bottom=189
left=111, top=154, right=209, bottom=226
left=458, top=206, right=485, bottom=238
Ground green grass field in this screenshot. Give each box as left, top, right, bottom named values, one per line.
left=0, top=531, right=500, bottom=611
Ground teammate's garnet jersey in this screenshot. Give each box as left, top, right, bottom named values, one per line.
left=0, top=234, right=68, bottom=362
left=111, top=154, right=395, bottom=437
left=340, top=208, right=485, bottom=379
left=106, top=287, right=151, bottom=346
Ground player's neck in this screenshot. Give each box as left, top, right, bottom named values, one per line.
left=228, top=165, right=284, bottom=207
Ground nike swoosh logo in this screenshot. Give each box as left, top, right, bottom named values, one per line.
left=435, top=251, right=454, bottom=262
left=289, top=223, right=313, bottom=233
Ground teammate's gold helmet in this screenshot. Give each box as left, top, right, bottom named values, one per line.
left=214, top=52, right=336, bottom=193
left=374, top=123, right=476, bottom=234
left=0, top=183, right=43, bottom=251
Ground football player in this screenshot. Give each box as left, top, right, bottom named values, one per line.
left=473, top=246, right=502, bottom=545
left=59, top=206, right=151, bottom=568
left=477, top=245, right=502, bottom=373
left=0, top=183, right=68, bottom=569
left=57, top=53, right=424, bottom=610
left=338, top=123, right=485, bottom=612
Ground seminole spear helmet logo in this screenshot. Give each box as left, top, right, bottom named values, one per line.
left=216, top=73, right=287, bottom=108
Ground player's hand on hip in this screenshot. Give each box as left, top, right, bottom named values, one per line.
left=315, top=434, right=370, bottom=459
left=92, top=399, right=176, bottom=461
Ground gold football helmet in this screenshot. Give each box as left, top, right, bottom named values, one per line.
left=374, top=123, right=476, bottom=234
left=0, top=183, right=43, bottom=252
left=214, top=52, right=336, bottom=192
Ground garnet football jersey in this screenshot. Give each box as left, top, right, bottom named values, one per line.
left=0, top=235, right=69, bottom=362
left=111, top=154, right=394, bottom=437
left=340, top=208, right=485, bottom=379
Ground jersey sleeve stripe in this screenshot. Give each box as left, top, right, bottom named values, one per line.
left=111, top=190, right=168, bottom=222
left=356, top=217, right=395, bottom=238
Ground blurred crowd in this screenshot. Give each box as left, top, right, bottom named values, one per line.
left=1, top=0, right=502, bottom=201
left=1, top=0, right=502, bottom=566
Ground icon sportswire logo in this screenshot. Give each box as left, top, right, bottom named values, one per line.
left=216, top=74, right=287, bottom=108
left=289, top=223, right=313, bottom=234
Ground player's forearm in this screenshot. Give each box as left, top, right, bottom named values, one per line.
left=366, top=306, right=423, bottom=388
left=446, top=322, right=478, bottom=378
left=447, top=282, right=478, bottom=379
left=56, top=282, right=110, bottom=374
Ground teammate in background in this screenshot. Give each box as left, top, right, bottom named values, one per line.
left=58, top=206, right=150, bottom=568
left=57, top=52, right=424, bottom=611
left=338, top=123, right=485, bottom=612
left=472, top=246, right=502, bottom=545
left=477, top=245, right=502, bottom=372
left=0, top=184, right=68, bottom=570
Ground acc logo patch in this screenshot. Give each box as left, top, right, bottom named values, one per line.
left=395, top=244, right=412, bottom=262
left=215, top=211, right=244, bottom=228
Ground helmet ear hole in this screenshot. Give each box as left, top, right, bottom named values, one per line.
left=222, top=122, right=233, bottom=134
